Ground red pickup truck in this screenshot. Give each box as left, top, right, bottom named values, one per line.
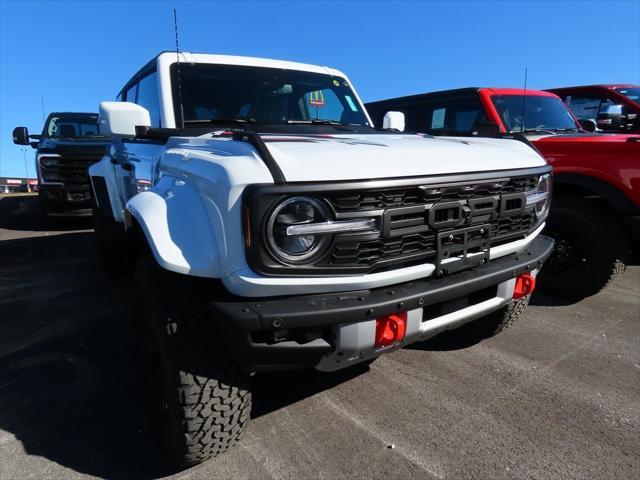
left=546, top=84, right=640, bottom=134
left=366, top=88, right=640, bottom=299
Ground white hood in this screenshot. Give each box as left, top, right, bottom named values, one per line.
left=260, top=134, right=547, bottom=182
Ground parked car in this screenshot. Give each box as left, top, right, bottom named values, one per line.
left=89, top=52, right=553, bottom=466
left=546, top=84, right=640, bottom=134
left=366, top=87, right=640, bottom=299
left=12, top=112, right=109, bottom=220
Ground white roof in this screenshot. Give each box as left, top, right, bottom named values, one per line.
left=157, top=51, right=347, bottom=78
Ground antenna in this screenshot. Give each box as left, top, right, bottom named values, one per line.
left=41, top=97, right=46, bottom=123
left=520, top=68, right=528, bottom=133
left=173, top=7, right=185, bottom=129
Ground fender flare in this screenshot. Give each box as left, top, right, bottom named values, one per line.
left=88, top=155, right=123, bottom=221
left=553, top=173, right=638, bottom=214
left=125, top=176, right=223, bottom=278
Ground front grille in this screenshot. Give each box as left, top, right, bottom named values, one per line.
left=318, top=175, right=539, bottom=271
left=41, top=151, right=104, bottom=186
left=325, top=175, right=537, bottom=213
left=329, top=231, right=437, bottom=267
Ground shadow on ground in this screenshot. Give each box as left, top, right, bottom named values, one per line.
left=0, top=218, right=370, bottom=478
left=0, top=195, right=93, bottom=233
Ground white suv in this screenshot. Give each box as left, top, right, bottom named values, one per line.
left=89, top=51, right=553, bottom=466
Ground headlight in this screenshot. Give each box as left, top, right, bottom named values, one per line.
left=39, top=156, right=59, bottom=167
left=266, top=196, right=331, bottom=263
left=526, top=173, right=552, bottom=219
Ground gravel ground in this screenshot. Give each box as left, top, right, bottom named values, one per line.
left=1, top=194, right=638, bottom=480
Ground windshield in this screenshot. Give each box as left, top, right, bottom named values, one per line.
left=44, top=115, right=101, bottom=138
left=171, top=63, right=371, bottom=130
left=491, top=95, right=579, bottom=133
left=613, top=87, right=640, bottom=105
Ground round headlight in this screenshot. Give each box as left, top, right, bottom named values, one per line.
left=266, top=196, right=331, bottom=263
left=535, top=173, right=552, bottom=218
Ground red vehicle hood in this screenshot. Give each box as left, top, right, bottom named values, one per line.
left=531, top=133, right=640, bottom=144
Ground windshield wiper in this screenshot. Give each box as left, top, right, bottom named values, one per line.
left=287, top=119, right=358, bottom=127
left=551, top=127, right=581, bottom=132
left=512, top=128, right=558, bottom=135
left=184, top=117, right=258, bottom=126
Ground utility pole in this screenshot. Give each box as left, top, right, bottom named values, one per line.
left=20, top=148, right=32, bottom=193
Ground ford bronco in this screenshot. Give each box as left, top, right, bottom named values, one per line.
left=89, top=53, right=553, bottom=466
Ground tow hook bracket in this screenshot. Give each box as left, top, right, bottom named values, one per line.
left=513, top=272, right=536, bottom=299
left=374, top=312, right=408, bottom=348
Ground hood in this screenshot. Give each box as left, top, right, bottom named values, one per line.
left=38, top=137, right=110, bottom=155
left=258, top=133, right=546, bottom=182
left=530, top=132, right=640, bottom=144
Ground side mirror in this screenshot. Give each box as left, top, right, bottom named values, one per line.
left=99, top=101, right=151, bottom=137
left=383, top=111, right=405, bottom=132
left=579, top=119, right=597, bottom=133
left=12, top=126, right=30, bottom=145
left=596, top=104, right=625, bottom=131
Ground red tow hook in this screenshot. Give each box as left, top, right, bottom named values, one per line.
left=513, top=272, right=536, bottom=299
left=374, top=312, right=408, bottom=348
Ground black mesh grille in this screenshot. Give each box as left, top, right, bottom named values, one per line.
left=41, top=151, right=104, bottom=186
left=319, top=175, right=538, bottom=270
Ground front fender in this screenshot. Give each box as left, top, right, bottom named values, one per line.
left=126, top=176, right=222, bottom=277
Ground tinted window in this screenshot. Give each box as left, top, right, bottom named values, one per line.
left=613, top=87, right=640, bottom=104
left=565, top=95, right=601, bottom=120
left=136, top=71, right=161, bottom=127
left=44, top=115, right=101, bottom=138
left=492, top=95, right=579, bottom=132
left=125, top=83, right=138, bottom=103
left=417, top=99, right=486, bottom=134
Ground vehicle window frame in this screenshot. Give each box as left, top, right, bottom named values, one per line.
left=135, top=70, right=161, bottom=128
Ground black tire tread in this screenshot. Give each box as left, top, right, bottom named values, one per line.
left=134, top=257, right=251, bottom=467
left=539, top=194, right=630, bottom=298
left=455, top=295, right=530, bottom=340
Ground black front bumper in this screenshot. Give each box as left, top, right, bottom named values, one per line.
left=39, top=185, right=92, bottom=213
left=210, top=235, right=554, bottom=371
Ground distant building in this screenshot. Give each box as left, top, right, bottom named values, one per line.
left=0, top=177, right=38, bottom=193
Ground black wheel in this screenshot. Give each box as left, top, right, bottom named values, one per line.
left=454, top=295, right=530, bottom=340
left=91, top=194, right=129, bottom=277
left=133, top=256, right=251, bottom=467
left=538, top=195, right=630, bottom=299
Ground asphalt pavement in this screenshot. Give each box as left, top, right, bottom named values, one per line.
left=0, top=194, right=638, bottom=480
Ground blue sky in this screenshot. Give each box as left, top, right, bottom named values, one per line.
left=1, top=0, right=639, bottom=178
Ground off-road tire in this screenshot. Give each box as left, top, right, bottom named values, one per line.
left=454, top=295, right=530, bottom=340
left=538, top=195, right=630, bottom=299
left=133, top=256, right=251, bottom=467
